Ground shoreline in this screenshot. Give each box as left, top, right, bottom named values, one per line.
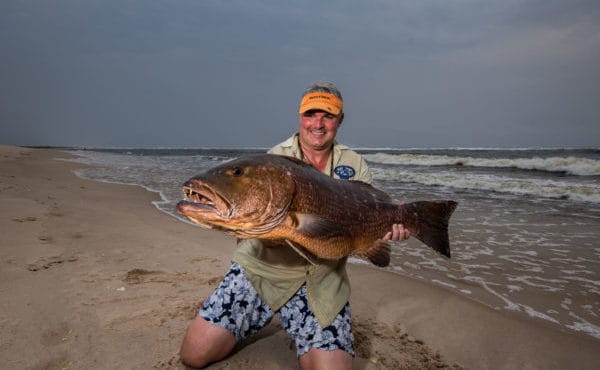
left=68, top=148, right=600, bottom=341
left=1, top=145, right=598, bottom=369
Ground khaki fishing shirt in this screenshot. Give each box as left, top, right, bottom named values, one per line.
left=232, top=133, right=372, bottom=327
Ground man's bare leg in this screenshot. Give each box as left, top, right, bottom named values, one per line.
left=299, top=348, right=352, bottom=370
left=180, top=315, right=236, bottom=368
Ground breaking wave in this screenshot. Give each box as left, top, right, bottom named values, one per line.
left=364, top=153, right=600, bottom=176
left=371, top=168, right=600, bottom=203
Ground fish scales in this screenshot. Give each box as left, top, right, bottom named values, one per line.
left=177, top=154, right=457, bottom=267
left=289, top=172, right=402, bottom=257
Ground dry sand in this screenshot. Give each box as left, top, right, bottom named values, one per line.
left=1, top=145, right=598, bottom=369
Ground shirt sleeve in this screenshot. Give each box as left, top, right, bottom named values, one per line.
left=354, top=156, right=373, bottom=184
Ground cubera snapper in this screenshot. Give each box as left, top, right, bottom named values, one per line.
left=176, top=154, right=457, bottom=267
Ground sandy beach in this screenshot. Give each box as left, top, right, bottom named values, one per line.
left=1, top=145, right=598, bottom=370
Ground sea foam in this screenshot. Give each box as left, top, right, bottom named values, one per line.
left=370, top=167, right=600, bottom=203
left=364, top=153, right=600, bottom=176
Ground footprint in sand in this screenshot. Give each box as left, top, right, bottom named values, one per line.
left=27, top=255, right=78, bottom=272
left=122, top=268, right=219, bottom=286
left=123, top=268, right=163, bottom=284
left=12, top=216, right=38, bottom=222
left=353, top=318, right=463, bottom=369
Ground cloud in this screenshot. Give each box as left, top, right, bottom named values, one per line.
left=1, top=0, right=599, bottom=147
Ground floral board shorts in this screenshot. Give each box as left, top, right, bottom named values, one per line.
left=199, top=263, right=355, bottom=357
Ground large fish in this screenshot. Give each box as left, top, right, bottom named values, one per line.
left=176, top=154, right=457, bottom=267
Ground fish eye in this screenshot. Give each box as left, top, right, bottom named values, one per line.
left=231, top=167, right=243, bottom=176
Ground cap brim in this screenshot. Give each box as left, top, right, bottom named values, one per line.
left=298, top=102, right=342, bottom=116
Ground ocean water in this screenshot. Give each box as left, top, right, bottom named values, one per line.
left=64, top=147, right=600, bottom=339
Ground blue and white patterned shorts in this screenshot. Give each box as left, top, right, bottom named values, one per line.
left=199, top=263, right=354, bottom=357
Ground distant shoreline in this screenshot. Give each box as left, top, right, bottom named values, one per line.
left=20, top=145, right=600, bottom=151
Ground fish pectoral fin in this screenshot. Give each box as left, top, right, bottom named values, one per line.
left=291, top=213, right=348, bottom=239
left=285, top=239, right=319, bottom=265
left=353, top=240, right=391, bottom=267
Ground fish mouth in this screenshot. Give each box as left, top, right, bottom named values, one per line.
left=177, top=181, right=232, bottom=222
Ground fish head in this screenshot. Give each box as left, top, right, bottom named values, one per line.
left=176, top=155, right=296, bottom=236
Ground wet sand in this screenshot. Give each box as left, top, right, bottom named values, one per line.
left=1, top=145, right=598, bottom=369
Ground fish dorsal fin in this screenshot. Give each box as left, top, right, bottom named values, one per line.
left=285, top=239, right=319, bottom=265
left=290, top=212, right=348, bottom=239
left=349, top=181, right=393, bottom=203
left=353, top=240, right=391, bottom=267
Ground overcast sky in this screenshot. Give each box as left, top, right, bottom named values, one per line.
left=1, top=0, right=599, bottom=148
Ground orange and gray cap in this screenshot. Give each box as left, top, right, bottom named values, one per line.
left=298, top=81, right=344, bottom=116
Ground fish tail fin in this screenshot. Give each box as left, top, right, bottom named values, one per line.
left=405, top=200, right=457, bottom=258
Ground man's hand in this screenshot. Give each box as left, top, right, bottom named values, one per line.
left=382, top=201, right=411, bottom=242
left=383, top=224, right=411, bottom=241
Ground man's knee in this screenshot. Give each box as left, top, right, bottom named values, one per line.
left=179, top=316, right=236, bottom=368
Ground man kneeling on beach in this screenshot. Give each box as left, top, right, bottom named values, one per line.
left=179, top=81, right=410, bottom=369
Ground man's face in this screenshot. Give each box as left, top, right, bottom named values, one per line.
left=298, top=109, right=343, bottom=151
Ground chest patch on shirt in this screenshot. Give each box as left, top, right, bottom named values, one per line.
left=333, top=165, right=356, bottom=180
